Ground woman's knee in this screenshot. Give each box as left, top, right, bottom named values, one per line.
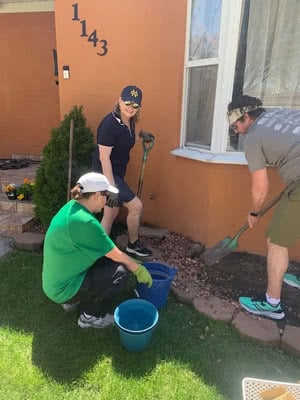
left=125, top=196, right=143, bottom=215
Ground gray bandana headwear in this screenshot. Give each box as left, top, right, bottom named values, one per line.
left=227, top=105, right=262, bottom=125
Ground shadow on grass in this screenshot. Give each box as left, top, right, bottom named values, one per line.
left=0, top=251, right=299, bottom=400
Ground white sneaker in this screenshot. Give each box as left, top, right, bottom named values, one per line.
left=78, top=312, right=115, bottom=329
left=61, top=302, right=79, bottom=312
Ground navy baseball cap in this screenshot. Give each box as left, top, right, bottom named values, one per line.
left=120, top=85, right=143, bottom=107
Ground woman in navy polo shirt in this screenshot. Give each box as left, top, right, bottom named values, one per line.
left=92, top=85, right=154, bottom=257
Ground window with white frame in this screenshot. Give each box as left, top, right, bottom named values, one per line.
left=178, top=0, right=300, bottom=159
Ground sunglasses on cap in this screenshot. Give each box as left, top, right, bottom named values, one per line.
left=123, top=100, right=140, bottom=109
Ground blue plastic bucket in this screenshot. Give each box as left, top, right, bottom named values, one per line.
left=136, top=262, right=178, bottom=309
left=114, top=299, right=159, bottom=352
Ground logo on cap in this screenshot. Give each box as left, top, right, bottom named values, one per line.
left=130, top=89, right=138, bottom=98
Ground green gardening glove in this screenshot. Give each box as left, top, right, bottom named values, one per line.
left=133, top=265, right=153, bottom=288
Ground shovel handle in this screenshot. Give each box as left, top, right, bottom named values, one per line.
left=137, top=139, right=155, bottom=198
left=142, top=138, right=155, bottom=153
left=232, top=189, right=286, bottom=240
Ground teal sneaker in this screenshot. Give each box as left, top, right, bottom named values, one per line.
left=239, top=294, right=285, bottom=320
left=283, top=273, right=300, bottom=289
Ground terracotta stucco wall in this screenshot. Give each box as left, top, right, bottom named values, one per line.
left=0, top=12, right=60, bottom=158
left=54, top=1, right=300, bottom=260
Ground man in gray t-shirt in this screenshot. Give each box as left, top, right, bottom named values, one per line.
left=227, top=95, right=300, bottom=320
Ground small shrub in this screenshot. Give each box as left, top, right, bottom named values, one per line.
left=34, top=106, right=95, bottom=227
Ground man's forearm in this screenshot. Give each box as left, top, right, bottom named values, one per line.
left=251, top=190, right=268, bottom=213
left=250, top=168, right=269, bottom=213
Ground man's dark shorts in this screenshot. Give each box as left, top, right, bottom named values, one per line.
left=267, top=182, right=300, bottom=247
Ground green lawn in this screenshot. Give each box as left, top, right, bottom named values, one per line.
left=0, top=250, right=299, bottom=400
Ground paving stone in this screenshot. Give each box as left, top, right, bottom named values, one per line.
left=0, top=194, right=17, bottom=212
left=281, top=325, right=300, bottom=357
left=12, top=232, right=44, bottom=251
left=171, top=286, right=198, bottom=305
left=193, top=296, right=237, bottom=323
left=115, top=233, right=161, bottom=261
left=17, top=201, right=35, bottom=215
left=0, top=213, right=36, bottom=234
left=139, top=225, right=169, bottom=239
left=0, top=236, right=13, bottom=258
left=232, top=311, right=280, bottom=346
left=0, top=212, right=11, bottom=223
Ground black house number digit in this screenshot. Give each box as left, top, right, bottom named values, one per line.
left=80, top=20, right=88, bottom=37
left=97, top=40, right=108, bottom=56
left=71, top=3, right=108, bottom=56
left=72, top=3, right=80, bottom=21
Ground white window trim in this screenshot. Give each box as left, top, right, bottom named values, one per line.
left=174, top=0, right=245, bottom=164
left=171, top=147, right=247, bottom=165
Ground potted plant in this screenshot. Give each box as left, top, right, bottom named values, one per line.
left=16, top=178, right=35, bottom=201
left=4, top=183, right=17, bottom=200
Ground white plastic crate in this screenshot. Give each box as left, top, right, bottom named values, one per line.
left=242, top=377, right=300, bottom=400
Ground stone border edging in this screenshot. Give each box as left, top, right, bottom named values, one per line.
left=11, top=232, right=44, bottom=251
left=171, top=286, right=300, bottom=357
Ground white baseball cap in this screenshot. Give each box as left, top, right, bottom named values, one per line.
left=77, top=172, right=119, bottom=194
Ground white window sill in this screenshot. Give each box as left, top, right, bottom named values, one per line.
left=171, top=147, right=247, bottom=165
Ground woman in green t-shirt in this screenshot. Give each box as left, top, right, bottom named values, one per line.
left=43, top=172, right=152, bottom=329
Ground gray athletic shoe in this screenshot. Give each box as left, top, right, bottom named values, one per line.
left=78, top=312, right=115, bottom=329
left=61, top=302, right=79, bottom=312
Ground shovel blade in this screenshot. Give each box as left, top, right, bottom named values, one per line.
left=201, top=236, right=238, bottom=266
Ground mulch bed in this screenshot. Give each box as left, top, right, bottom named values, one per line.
left=142, top=232, right=300, bottom=327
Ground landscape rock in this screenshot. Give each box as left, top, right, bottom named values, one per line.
left=193, top=296, right=237, bottom=323
left=281, top=324, right=300, bottom=357
left=139, top=225, right=169, bottom=239
left=232, top=311, right=280, bottom=346
left=186, top=242, right=205, bottom=259
left=12, top=232, right=44, bottom=251
left=172, top=286, right=199, bottom=305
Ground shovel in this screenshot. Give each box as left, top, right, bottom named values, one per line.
left=201, top=189, right=286, bottom=267
left=137, top=137, right=155, bottom=198
left=66, top=119, right=74, bottom=202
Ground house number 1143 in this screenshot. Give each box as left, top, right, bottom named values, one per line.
left=72, top=3, right=108, bottom=56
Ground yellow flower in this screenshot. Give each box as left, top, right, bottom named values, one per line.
left=5, top=184, right=16, bottom=193
left=17, top=194, right=25, bottom=200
